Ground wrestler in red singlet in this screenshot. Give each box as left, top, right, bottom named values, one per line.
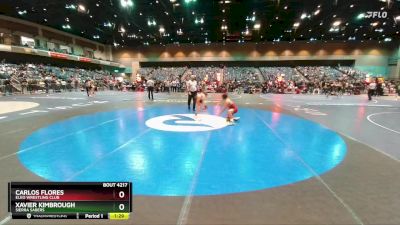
left=220, top=93, right=238, bottom=123
left=195, top=90, right=207, bottom=116
left=227, top=100, right=238, bottom=114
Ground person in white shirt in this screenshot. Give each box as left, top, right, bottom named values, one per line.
left=146, top=78, right=155, bottom=100
left=165, top=80, right=170, bottom=94
left=367, top=80, right=376, bottom=101
left=186, top=76, right=198, bottom=111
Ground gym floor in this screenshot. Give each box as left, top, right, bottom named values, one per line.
left=0, top=91, right=399, bottom=225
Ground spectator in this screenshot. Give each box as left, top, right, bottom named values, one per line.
left=368, top=80, right=377, bottom=101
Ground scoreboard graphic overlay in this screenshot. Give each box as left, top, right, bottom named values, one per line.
left=8, top=182, right=132, bottom=220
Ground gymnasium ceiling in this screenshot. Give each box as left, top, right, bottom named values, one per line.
left=0, top=0, right=399, bottom=47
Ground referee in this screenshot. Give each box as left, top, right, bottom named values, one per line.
left=186, top=75, right=198, bottom=111
left=146, top=78, right=155, bottom=100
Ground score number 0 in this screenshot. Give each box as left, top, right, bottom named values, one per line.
left=118, top=191, right=125, bottom=211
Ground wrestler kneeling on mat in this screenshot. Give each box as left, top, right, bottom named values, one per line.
left=219, top=93, right=239, bottom=125
left=195, top=89, right=208, bottom=117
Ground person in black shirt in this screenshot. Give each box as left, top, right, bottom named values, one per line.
left=67, top=76, right=73, bottom=92
left=21, top=77, right=27, bottom=94
left=4, top=79, right=12, bottom=96
left=44, top=78, right=50, bottom=93
left=85, top=79, right=91, bottom=97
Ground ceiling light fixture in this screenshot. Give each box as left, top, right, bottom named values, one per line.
left=62, top=24, right=71, bottom=29
left=120, top=0, right=133, bottom=8
left=103, top=22, right=114, bottom=28
left=332, top=20, right=341, bottom=27
left=147, top=19, right=156, bottom=26
left=78, top=4, right=86, bottom=11
left=357, top=13, right=365, bottom=20
left=65, top=4, right=77, bottom=9
left=195, top=17, right=204, bottom=24
left=329, top=27, right=339, bottom=32
left=185, top=0, right=197, bottom=3
left=17, top=10, right=27, bottom=15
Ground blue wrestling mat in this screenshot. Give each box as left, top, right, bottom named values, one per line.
left=18, top=106, right=347, bottom=196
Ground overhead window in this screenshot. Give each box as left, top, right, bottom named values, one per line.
left=60, top=45, right=72, bottom=54
left=20, top=36, right=35, bottom=48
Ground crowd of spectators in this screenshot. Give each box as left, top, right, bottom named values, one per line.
left=1, top=63, right=398, bottom=97
left=0, top=62, right=120, bottom=95
left=136, top=67, right=186, bottom=93
left=259, top=67, right=300, bottom=82
left=189, top=67, right=221, bottom=81
left=258, top=66, right=399, bottom=96
left=137, top=66, right=263, bottom=94
left=225, top=67, right=261, bottom=82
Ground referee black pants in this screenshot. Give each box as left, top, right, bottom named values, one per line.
left=188, top=91, right=197, bottom=110
left=368, top=89, right=374, bottom=101
left=148, top=87, right=154, bottom=100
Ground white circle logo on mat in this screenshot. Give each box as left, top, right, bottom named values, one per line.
left=145, top=114, right=228, bottom=132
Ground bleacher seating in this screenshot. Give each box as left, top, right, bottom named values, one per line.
left=1, top=63, right=388, bottom=95
left=225, top=67, right=261, bottom=82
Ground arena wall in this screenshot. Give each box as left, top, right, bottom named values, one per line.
left=114, top=41, right=400, bottom=79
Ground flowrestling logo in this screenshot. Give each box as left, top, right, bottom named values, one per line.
left=145, top=114, right=228, bottom=132
left=365, top=11, right=388, bottom=19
